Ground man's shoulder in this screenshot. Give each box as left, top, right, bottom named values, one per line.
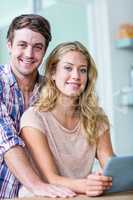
left=0, top=65, right=5, bottom=96
left=0, top=64, right=6, bottom=81
left=0, top=64, right=4, bottom=71
left=0, top=64, right=12, bottom=79
left=0, top=64, right=8, bottom=74
left=0, top=64, right=13, bottom=91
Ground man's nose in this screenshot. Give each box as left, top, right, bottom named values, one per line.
left=25, top=46, right=33, bottom=57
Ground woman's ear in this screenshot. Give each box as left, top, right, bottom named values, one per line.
left=52, top=73, right=55, bottom=80
left=51, top=69, right=56, bottom=80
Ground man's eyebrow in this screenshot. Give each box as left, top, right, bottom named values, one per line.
left=17, top=40, right=26, bottom=43
left=33, top=43, right=45, bottom=47
left=17, top=41, right=45, bottom=47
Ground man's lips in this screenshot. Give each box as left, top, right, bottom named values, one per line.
left=19, top=58, right=34, bottom=64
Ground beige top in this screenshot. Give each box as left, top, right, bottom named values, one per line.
left=20, top=107, right=108, bottom=178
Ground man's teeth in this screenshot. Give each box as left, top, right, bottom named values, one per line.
left=22, top=59, right=33, bottom=64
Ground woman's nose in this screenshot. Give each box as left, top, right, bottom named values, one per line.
left=71, top=69, right=80, bottom=79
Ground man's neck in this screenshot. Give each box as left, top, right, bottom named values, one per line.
left=15, top=72, right=38, bottom=93
left=17, top=77, right=36, bottom=93
left=10, top=63, right=38, bottom=92
left=16, top=73, right=38, bottom=109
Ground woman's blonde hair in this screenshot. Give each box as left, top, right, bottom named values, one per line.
left=35, top=41, right=109, bottom=144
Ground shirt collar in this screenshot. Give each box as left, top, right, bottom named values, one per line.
left=4, top=64, right=17, bottom=86
left=5, top=63, right=43, bottom=88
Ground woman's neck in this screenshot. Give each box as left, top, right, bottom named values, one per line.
left=51, top=96, right=80, bottom=130
left=56, top=95, right=79, bottom=116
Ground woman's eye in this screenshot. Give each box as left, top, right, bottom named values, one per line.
left=80, top=68, right=87, bottom=73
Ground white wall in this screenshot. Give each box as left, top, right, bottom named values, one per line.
left=88, top=0, right=133, bottom=155
left=106, top=0, right=133, bottom=155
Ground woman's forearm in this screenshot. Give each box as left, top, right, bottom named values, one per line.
left=47, top=173, right=88, bottom=193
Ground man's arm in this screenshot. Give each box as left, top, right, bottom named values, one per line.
left=5, top=146, right=45, bottom=193
left=5, top=145, right=75, bottom=197
left=0, top=102, right=75, bottom=197
left=0, top=101, right=25, bottom=161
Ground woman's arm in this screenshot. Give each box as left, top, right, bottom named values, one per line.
left=21, top=127, right=60, bottom=181
left=96, top=129, right=114, bottom=168
left=21, top=127, right=112, bottom=196
left=85, top=129, right=114, bottom=196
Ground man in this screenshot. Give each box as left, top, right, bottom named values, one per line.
left=0, top=14, right=74, bottom=199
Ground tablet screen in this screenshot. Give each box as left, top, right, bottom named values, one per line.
left=103, top=156, right=133, bottom=193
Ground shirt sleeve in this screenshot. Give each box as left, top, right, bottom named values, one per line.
left=0, top=102, right=25, bottom=164
left=20, top=107, right=46, bottom=135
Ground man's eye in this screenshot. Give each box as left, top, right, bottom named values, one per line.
left=33, top=44, right=44, bottom=51
left=64, top=66, right=72, bottom=71
left=34, top=46, right=43, bottom=50
left=18, top=43, right=26, bottom=47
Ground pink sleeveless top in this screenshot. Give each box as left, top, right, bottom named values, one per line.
left=20, top=107, right=108, bottom=178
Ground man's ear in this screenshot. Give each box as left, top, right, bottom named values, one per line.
left=7, top=41, right=12, bottom=52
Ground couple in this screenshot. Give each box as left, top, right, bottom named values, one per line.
left=0, top=14, right=114, bottom=199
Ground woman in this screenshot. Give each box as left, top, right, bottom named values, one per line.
left=20, top=41, right=114, bottom=196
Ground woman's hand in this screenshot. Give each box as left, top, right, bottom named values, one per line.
left=66, top=172, right=112, bottom=196
left=85, top=172, right=112, bottom=196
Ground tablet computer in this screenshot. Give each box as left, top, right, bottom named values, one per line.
left=103, top=155, right=133, bottom=193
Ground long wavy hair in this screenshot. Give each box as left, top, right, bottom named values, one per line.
left=35, top=41, right=109, bottom=144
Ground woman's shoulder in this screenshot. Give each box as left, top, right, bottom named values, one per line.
left=21, top=106, right=49, bottom=123
left=20, top=107, right=49, bottom=134
left=24, top=106, right=48, bottom=116
left=22, top=106, right=37, bottom=118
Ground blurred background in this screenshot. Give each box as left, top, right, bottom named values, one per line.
left=0, top=0, right=133, bottom=156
